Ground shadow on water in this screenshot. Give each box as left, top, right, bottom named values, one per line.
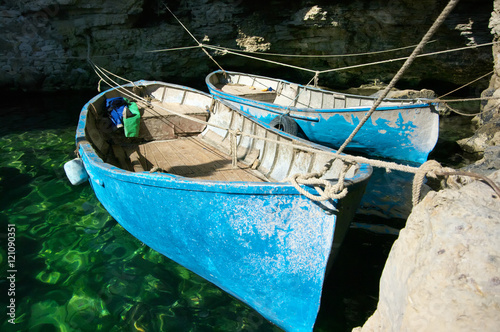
left=0, top=91, right=477, bottom=331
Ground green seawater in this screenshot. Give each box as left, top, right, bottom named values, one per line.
left=0, top=91, right=402, bottom=331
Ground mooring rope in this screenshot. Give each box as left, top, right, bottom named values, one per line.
left=200, top=41, right=497, bottom=79
left=439, top=71, right=494, bottom=99
left=444, top=102, right=499, bottom=117
left=90, top=59, right=500, bottom=204
left=204, top=40, right=438, bottom=58
left=203, top=44, right=318, bottom=74
left=144, top=45, right=201, bottom=53
left=163, top=5, right=226, bottom=73
left=286, top=160, right=355, bottom=201
left=412, top=160, right=500, bottom=205
left=317, top=41, right=496, bottom=75
left=87, top=0, right=500, bottom=205
left=430, top=70, right=500, bottom=116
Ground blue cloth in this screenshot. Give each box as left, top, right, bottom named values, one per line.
left=106, top=97, right=128, bottom=130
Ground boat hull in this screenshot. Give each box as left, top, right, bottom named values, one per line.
left=206, top=70, right=439, bottom=165
left=74, top=82, right=372, bottom=332
left=80, top=145, right=367, bottom=332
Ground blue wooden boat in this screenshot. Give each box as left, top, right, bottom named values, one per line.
left=66, top=80, right=372, bottom=331
left=206, top=70, right=440, bottom=165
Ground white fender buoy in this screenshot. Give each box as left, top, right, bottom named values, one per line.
left=64, top=158, right=89, bottom=185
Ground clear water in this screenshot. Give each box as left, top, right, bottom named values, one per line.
left=3, top=90, right=465, bottom=331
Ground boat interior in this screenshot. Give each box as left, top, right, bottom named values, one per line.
left=209, top=72, right=421, bottom=109
left=85, top=83, right=358, bottom=183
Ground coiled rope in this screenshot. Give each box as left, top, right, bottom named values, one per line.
left=287, top=160, right=355, bottom=201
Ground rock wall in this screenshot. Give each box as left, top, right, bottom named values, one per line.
left=0, top=0, right=493, bottom=92
left=352, top=170, right=500, bottom=332
left=458, top=0, right=500, bottom=175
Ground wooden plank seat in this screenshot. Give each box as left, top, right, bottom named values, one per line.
left=139, top=101, right=209, bottom=140
left=215, top=83, right=277, bottom=102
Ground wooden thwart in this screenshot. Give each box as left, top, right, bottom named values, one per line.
left=216, top=83, right=276, bottom=102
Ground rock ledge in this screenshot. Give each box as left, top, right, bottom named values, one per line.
left=353, top=171, right=500, bottom=332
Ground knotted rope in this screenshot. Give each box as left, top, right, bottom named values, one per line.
left=286, top=159, right=355, bottom=201
left=412, top=160, right=500, bottom=206
left=412, top=160, right=454, bottom=206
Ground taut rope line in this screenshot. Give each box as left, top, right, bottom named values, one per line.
left=317, top=42, right=495, bottom=75
left=204, top=40, right=438, bottom=58
left=438, top=71, right=494, bottom=100
left=202, top=44, right=319, bottom=74
left=90, top=0, right=500, bottom=205
left=163, top=5, right=226, bottom=73
left=201, top=41, right=497, bottom=78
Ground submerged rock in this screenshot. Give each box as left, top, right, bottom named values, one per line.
left=353, top=171, right=500, bottom=332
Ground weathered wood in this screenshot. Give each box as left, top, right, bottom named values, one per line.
left=133, top=138, right=266, bottom=182
left=139, top=101, right=209, bottom=141
left=85, top=110, right=110, bottom=155
left=216, top=83, right=277, bottom=102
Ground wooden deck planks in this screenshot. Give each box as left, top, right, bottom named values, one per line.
left=136, top=137, right=266, bottom=182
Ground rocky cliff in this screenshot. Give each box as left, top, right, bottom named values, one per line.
left=457, top=0, right=500, bottom=174
left=352, top=170, right=500, bottom=332
left=0, top=0, right=493, bottom=93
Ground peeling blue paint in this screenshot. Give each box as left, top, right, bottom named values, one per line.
left=74, top=81, right=372, bottom=332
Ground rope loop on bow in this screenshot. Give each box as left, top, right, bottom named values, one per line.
left=287, top=160, right=354, bottom=201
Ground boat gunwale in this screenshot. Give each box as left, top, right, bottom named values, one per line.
left=206, top=70, right=440, bottom=113
left=77, top=81, right=372, bottom=196
left=210, top=93, right=438, bottom=124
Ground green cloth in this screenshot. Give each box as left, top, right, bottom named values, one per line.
left=123, top=98, right=141, bottom=138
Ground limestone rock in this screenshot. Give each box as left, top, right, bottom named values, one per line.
left=370, top=88, right=437, bottom=100
left=353, top=171, right=500, bottom=332
left=463, top=145, right=500, bottom=176
left=457, top=132, right=492, bottom=153
left=461, top=0, right=500, bottom=171
left=457, top=114, right=500, bottom=154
